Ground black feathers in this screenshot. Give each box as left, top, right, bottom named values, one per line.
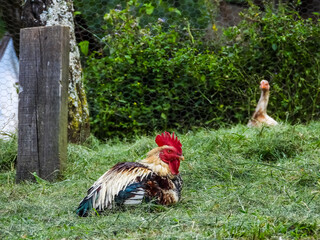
left=115, top=182, right=146, bottom=205
left=76, top=185, right=101, bottom=217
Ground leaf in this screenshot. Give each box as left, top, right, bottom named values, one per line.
left=31, top=172, right=47, bottom=184
left=73, top=11, right=81, bottom=16
left=173, top=218, right=179, bottom=223
left=79, top=41, right=89, bottom=56
left=144, top=3, right=154, bottom=15
left=169, top=7, right=181, bottom=15
left=272, top=43, right=277, bottom=51
left=161, top=113, right=167, bottom=120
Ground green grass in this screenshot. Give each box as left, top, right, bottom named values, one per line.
left=0, top=136, right=17, bottom=171
left=1, top=123, right=320, bottom=239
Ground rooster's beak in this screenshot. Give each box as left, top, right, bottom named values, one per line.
left=179, top=156, right=185, bottom=161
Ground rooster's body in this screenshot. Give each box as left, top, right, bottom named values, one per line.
left=76, top=132, right=184, bottom=217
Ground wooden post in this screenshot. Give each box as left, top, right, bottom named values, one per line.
left=16, top=26, right=69, bottom=182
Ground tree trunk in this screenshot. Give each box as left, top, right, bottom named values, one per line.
left=21, top=0, right=90, bottom=143
left=0, top=0, right=21, bottom=54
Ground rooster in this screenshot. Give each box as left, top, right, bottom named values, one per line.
left=248, top=80, right=278, bottom=127
left=76, top=132, right=184, bottom=217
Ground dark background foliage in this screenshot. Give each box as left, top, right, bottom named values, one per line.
left=81, top=1, right=320, bottom=139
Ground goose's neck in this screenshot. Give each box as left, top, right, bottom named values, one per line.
left=255, top=89, right=269, bottom=114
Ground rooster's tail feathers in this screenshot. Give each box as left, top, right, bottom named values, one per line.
left=76, top=185, right=101, bottom=217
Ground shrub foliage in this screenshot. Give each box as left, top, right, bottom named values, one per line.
left=83, top=1, right=320, bottom=138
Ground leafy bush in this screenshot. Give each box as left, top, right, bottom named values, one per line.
left=223, top=3, right=320, bottom=123
left=74, top=0, right=210, bottom=39
left=83, top=1, right=320, bottom=139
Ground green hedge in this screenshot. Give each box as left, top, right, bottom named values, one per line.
left=83, top=2, right=320, bottom=139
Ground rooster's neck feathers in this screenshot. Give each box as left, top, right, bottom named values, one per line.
left=140, top=146, right=174, bottom=178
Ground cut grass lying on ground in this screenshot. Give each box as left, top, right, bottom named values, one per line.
left=1, top=123, right=320, bottom=239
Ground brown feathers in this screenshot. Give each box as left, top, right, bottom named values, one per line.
left=140, top=146, right=175, bottom=177
left=145, top=174, right=182, bottom=205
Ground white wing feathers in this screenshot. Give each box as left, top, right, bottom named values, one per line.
left=90, top=165, right=152, bottom=211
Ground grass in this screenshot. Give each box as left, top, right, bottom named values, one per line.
left=0, top=136, right=17, bottom=171
left=1, top=122, right=320, bottom=239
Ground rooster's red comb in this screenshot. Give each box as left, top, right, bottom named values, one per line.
left=155, top=132, right=182, bottom=154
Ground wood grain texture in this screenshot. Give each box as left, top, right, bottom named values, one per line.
left=16, top=26, right=69, bottom=182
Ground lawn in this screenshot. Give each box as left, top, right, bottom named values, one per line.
left=1, top=123, right=320, bottom=239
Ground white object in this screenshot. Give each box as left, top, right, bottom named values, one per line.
left=0, top=35, right=19, bottom=139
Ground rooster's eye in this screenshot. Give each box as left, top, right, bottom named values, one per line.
left=167, top=150, right=172, bottom=153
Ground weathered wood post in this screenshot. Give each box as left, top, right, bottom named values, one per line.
left=16, top=26, right=69, bottom=182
